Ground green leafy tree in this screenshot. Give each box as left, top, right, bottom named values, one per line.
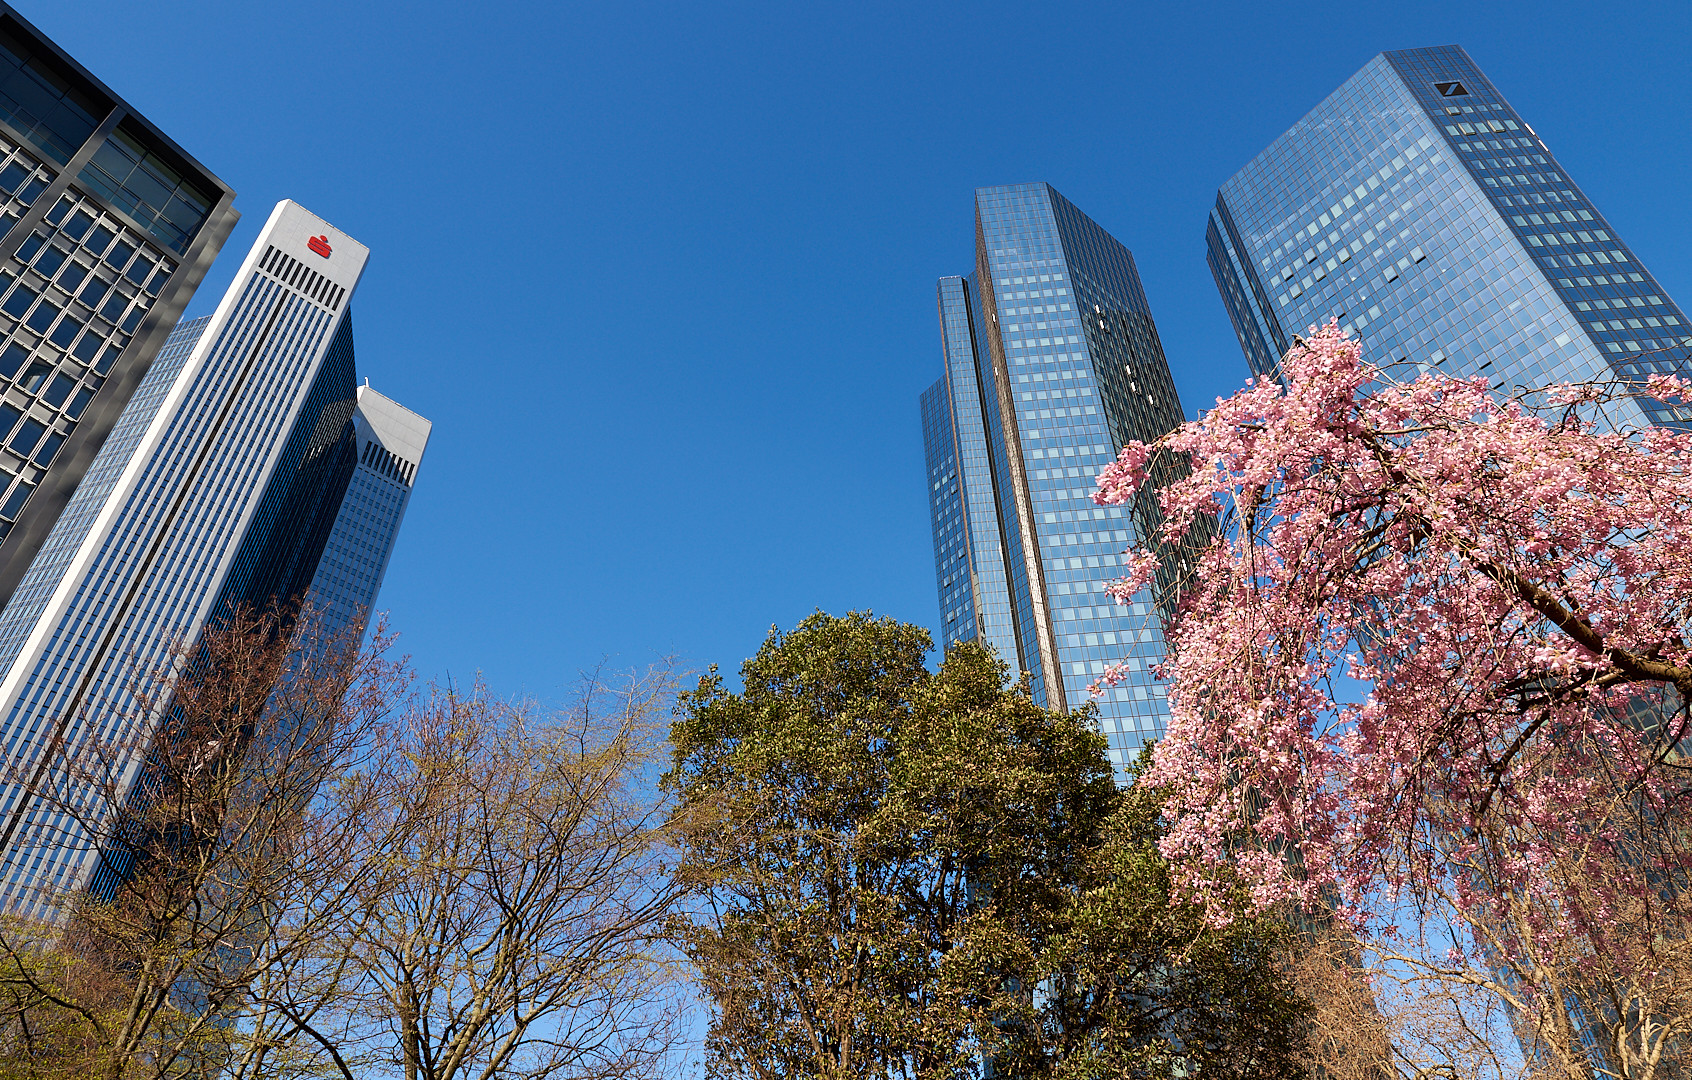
left=1026, top=754, right=1309, bottom=1080
left=665, top=611, right=1307, bottom=1080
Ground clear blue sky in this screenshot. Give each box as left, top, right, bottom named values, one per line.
left=29, top=0, right=1692, bottom=698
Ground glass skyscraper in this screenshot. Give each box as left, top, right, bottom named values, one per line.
left=922, top=183, right=1190, bottom=773
left=0, top=5, right=236, bottom=614
left=1207, top=45, right=1689, bottom=431
left=0, top=201, right=427, bottom=917
left=305, top=384, right=430, bottom=639
left=1207, top=46, right=1690, bottom=1073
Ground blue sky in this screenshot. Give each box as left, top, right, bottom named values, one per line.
left=30, top=0, right=1692, bottom=697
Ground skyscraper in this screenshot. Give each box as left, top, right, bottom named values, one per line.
left=0, top=201, right=427, bottom=916
left=1205, top=47, right=1689, bottom=1074
left=0, top=6, right=236, bottom=612
left=1206, top=45, right=1689, bottom=430
left=305, top=384, right=430, bottom=640
left=922, top=183, right=1190, bottom=772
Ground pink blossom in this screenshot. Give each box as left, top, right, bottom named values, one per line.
left=1092, top=322, right=1692, bottom=984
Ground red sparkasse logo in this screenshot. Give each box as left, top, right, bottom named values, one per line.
left=307, top=235, right=332, bottom=258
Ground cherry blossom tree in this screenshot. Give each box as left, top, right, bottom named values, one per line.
left=1093, top=322, right=1692, bottom=1079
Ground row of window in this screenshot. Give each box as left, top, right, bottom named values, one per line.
left=1455, top=136, right=1539, bottom=154
left=1471, top=154, right=1549, bottom=171
left=0, top=191, right=175, bottom=527
left=1588, top=316, right=1680, bottom=333
left=1557, top=273, right=1648, bottom=293
left=1511, top=210, right=1596, bottom=228
left=1260, top=134, right=1439, bottom=272
left=1444, top=116, right=1523, bottom=138
left=998, top=271, right=1068, bottom=287
left=1020, top=385, right=1093, bottom=404
left=0, top=136, right=52, bottom=250
left=1278, top=206, right=1420, bottom=301
left=1001, top=285, right=1069, bottom=302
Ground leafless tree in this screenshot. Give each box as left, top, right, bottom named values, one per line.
left=0, top=603, right=404, bottom=1079
left=1287, top=920, right=1521, bottom=1080
left=0, top=608, right=687, bottom=1080
left=232, top=665, right=689, bottom=1080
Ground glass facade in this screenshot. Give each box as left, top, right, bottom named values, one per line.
left=1207, top=46, right=1689, bottom=432
left=78, top=124, right=214, bottom=255
left=0, top=6, right=236, bottom=620
left=0, top=202, right=430, bottom=919
left=1206, top=46, right=1692, bottom=1072
left=303, top=386, right=429, bottom=642
left=0, top=22, right=104, bottom=166
left=922, top=183, right=1190, bottom=774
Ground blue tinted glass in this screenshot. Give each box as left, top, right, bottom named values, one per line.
left=70, top=331, right=99, bottom=362
left=43, top=197, right=69, bottom=225
left=56, top=262, right=85, bottom=292
left=77, top=277, right=107, bottom=307
left=93, top=343, right=119, bottom=374
left=48, top=315, right=79, bottom=348
left=64, top=387, right=91, bottom=418
left=0, top=30, right=101, bottom=163
left=14, top=234, right=42, bottom=263
left=98, top=293, right=124, bottom=322
left=0, top=483, right=31, bottom=520
left=103, top=240, right=133, bottom=270
left=75, top=127, right=210, bottom=254
left=25, top=300, right=57, bottom=333
left=0, top=344, right=24, bottom=376
left=31, top=432, right=61, bottom=465
left=32, top=246, right=63, bottom=277
left=2, top=285, right=37, bottom=318
left=41, top=374, right=71, bottom=407
left=18, top=178, right=47, bottom=205
left=0, top=163, right=25, bottom=194
left=60, top=211, right=91, bottom=241
left=925, top=184, right=1193, bottom=770
left=9, top=419, right=45, bottom=455
left=83, top=225, right=112, bottom=256
left=1205, top=47, right=1692, bottom=434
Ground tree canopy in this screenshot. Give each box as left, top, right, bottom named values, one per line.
left=666, top=611, right=1306, bottom=1080
left=1094, top=323, right=1692, bottom=1078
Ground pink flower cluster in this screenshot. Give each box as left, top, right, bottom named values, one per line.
left=1093, top=322, right=1692, bottom=960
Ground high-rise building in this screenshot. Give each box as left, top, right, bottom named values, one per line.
left=0, top=5, right=236, bottom=612
left=1206, top=47, right=1689, bottom=1074
left=1206, top=45, right=1689, bottom=430
left=922, top=183, right=1191, bottom=773
left=305, top=384, right=430, bottom=640
left=0, top=201, right=427, bottom=916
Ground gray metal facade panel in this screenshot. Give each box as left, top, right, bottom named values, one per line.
left=0, top=6, right=237, bottom=616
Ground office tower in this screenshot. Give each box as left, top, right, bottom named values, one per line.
left=0, top=5, right=237, bottom=613
left=1207, top=48, right=1690, bottom=1074
left=1206, top=45, right=1690, bottom=431
left=0, top=201, right=427, bottom=916
left=922, top=183, right=1190, bottom=772
left=305, top=384, right=430, bottom=640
